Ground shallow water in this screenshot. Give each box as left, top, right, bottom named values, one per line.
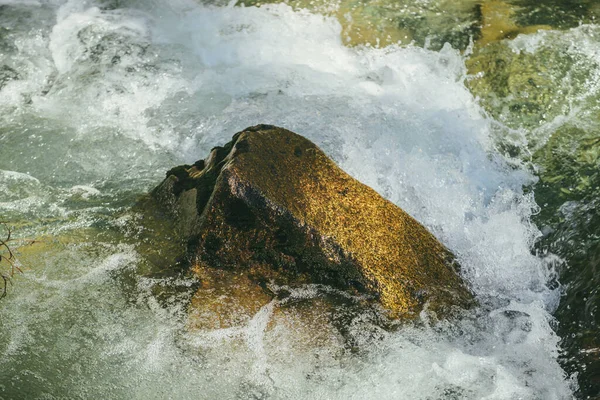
left=0, top=0, right=591, bottom=398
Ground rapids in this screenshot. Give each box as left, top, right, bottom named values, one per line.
left=0, top=0, right=589, bottom=398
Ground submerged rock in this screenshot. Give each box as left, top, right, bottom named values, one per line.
left=211, top=0, right=482, bottom=49
left=466, top=25, right=600, bottom=134
left=201, top=0, right=597, bottom=50
left=477, top=0, right=550, bottom=46
left=147, top=125, right=473, bottom=323
left=0, top=65, right=19, bottom=90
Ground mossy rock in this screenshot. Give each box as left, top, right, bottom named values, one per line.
left=146, top=125, right=473, bottom=325
left=231, top=0, right=482, bottom=49
left=467, top=40, right=571, bottom=130
left=477, top=0, right=551, bottom=46
left=509, top=0, right=600, bottom=29
left=533, top=125, right=600, bottom=222
left=466, top=24, right=600, bottom=132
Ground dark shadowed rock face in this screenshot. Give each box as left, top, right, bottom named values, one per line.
left=148, top=125, right=473, bottom=323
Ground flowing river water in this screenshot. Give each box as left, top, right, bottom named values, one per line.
left=0, top=0, right=598, bottom=398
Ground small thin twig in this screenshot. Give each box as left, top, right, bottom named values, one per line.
left=0, top=222, right=22, bottom=299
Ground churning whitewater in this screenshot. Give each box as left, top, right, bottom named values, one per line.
left=0, top=0, right=574, bottom=398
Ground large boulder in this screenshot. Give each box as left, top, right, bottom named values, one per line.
left=147, top=125, right=472, bottom=323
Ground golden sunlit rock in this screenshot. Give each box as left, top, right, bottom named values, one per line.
left=150, top=125, right=473, bottom=324
left=478, top=0, right=550, bottom=46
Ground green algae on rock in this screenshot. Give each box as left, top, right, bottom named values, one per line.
left=466, top=24, right=600, bottom=158
left=147, top=125, right=473, bottom=322
left=466, top=37, right=575, bottom=131
left=509, top=0, right=600, bottom=30
left=477, top=0, right=551, bottom=46
left=533, top=124, right=600, bottom=223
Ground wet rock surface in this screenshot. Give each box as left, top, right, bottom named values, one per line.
left=145, top=125, right=473, bottom=324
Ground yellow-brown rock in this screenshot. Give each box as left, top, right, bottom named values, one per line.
left=477, top=0, right=550, bottom=46
left=151, top=125, right=473, bottom=321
